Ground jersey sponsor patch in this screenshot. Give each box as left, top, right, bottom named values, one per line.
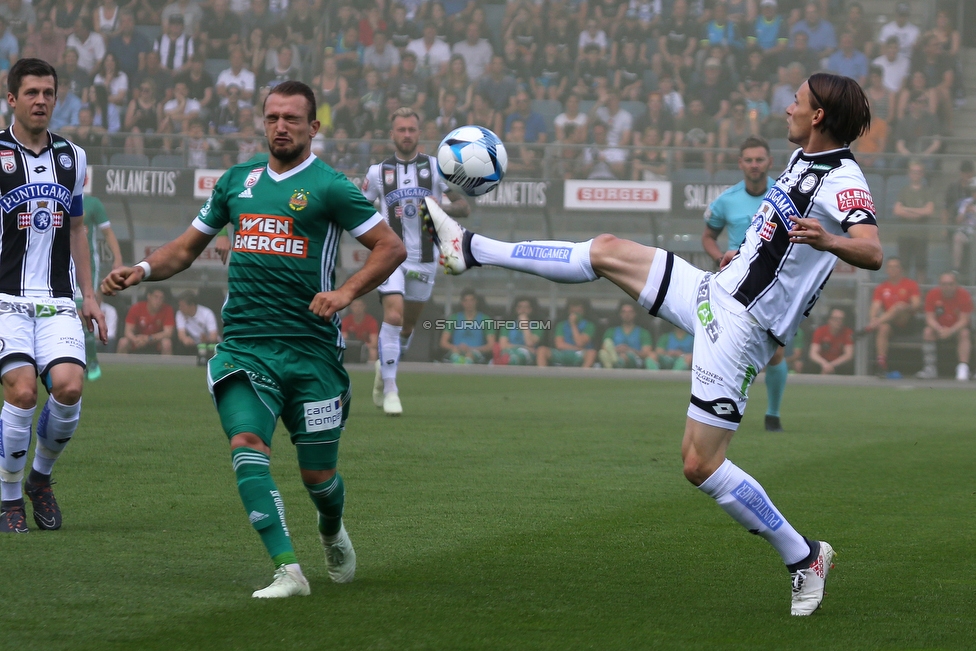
left=511, top=243, right=572, bottom=262
left=757, top=219, right=776, bottom=241
left=244, top=166, right=264, bottom=188
left=304, top=396, right=343, bottom=432
left=836, top=188, right=874, bottom=212
left=0, top=182, right=73, bottom=213
left=761, top=185, right=800, bottom=228
left=841, top=208, right=877, bottom=231
left=17, top=201, right=63, bottom=233
left=384, top=186, right=432, bottom=205
left=0, top=150, right=15, bottom=173
left=731, top=480, right=784, bottom=530
left=233, top=214, right=308, bottom=257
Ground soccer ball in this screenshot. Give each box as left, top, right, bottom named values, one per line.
left=435, top=126, right=508, bottom=197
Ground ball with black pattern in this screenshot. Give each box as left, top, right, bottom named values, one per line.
left=435, top=126, right=508, bottom=197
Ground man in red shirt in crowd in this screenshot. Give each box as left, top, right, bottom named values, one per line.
left=862, top=257, right=920, bottom=376
left=117, top=288, right=175, bottom=355
left=917, top=272, right=972, bottom=380
left=341, top=298, right=379, bottom=363
left=808, top=308, right=854, bottom=374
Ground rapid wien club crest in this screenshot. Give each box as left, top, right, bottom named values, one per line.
left=18, top=200, right=63, bottom=233
left=289, top=188, right=309, bottom=211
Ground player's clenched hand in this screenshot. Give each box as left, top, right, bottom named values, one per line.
left=789, top=217, right=834, bottom=250
left=309, top=290, right=352, bottom=320
left=100, top=266, right=146, bottom=296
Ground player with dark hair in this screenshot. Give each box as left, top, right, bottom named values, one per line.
left=424, top=73, right=879, bottom=615
left=102, top=80, right=406, bottom=598
left=0, top=58, right=106, bottom=534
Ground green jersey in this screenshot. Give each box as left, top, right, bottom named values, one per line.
left=194, top=153, right=381, bottom=347
left=83, top=195, right=110, bottom=290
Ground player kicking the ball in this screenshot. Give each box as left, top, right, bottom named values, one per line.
left=423, top=73, right=881, bottom=615
left=102, top=81, right=405, bottom=598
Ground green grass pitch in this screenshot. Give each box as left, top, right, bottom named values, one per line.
left=2, top=366, right=975, bottom=650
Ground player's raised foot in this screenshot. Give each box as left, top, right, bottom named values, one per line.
left=0, top=500, right=30, bottom=533
left=790, top=541, right=834, bottom=616
left=321, top=523, right=356, bottom=583
left=764, top=415, right=783, bottom=432
left=24, top=475, right=61, bottom=530
left=956, top=363, right=969, bottom=382
left=422, top=196, right=474, bottom=275
left=372, top=360, right=384, bottom=407
left=915, top=366, right=938, bottom=380
left=383, top=391, right=403, bottom=416
left=252, top=565, right=310, bottom=598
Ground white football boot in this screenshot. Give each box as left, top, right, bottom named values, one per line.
left=252, top=565, right=311, bottom=598
left=321, top=523, right=357, bottom=583
left=372, top=359, right=384, bottom=407
left=790, top=541, right=834, bottom=616
left=956, top=362, right=969, bottom=381
left=422, top=196, right=469, bottom=275
left=383, top=391, right=402, bottom=416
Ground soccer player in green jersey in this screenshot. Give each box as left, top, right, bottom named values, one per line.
left=80, top=194, right=122, bottom=380
left=101, top=81, right=406, bottom=598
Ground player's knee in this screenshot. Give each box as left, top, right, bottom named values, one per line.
left=230, top=432, right=269, bottom=454
left=300, top=467, right=336, bottom=485
left=49, top=380, right=83, bottom=406
left=4, top=381, right=37, bottom=409
left=588, top=234, right=619, bottom=270
left=682, top=453, right=712, bottom=486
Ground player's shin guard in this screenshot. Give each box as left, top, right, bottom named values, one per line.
left=32, top=397, right=80, bottom=476
left=232, top=448, right=296, bottom=566
left=764, top=360, right=788, bottom=418
left=698, top=459, right=811, bottom=566
left=379, top=322, right=402, bottom=393
left=469, top=235, right=598, bottom=283
left=304, top=473, right=344, bottom=537
left=0, top=403, right=35, bottom=502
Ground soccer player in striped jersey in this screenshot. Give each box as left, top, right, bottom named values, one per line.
left=0, top=58, right=107, bottom=534
left=424, top=73, right=881, bottom=615
left=102, top=81, right=406, bottom=598
left=701, top=136, right=789, bottom=432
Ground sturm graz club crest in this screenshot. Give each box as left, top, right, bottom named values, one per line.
left=17, top=200, right=64, bottom=233
left=58, top=153, right=73, bottom=169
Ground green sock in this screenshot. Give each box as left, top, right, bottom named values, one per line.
left=232, top=447, right=295, bottom=564
left=305, top=473, right=344, bottom=537
left=84, top=326, right=98, bottom=369
left=765, top=360, right=788, bottom=418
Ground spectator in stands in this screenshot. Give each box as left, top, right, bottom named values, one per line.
left=124, top=79, right=163, bottom=156
left=358, top=1, right=386, bottom=47
left=28, top=18, right=65, bottom=65
left=911, top=34, right=955, bottom=128
left=359, top=68, right=386, bottom=120
left=176, top=53, right=215, bottom=117
left=877, top=2, right=919, bottom=61
left=836, top=1, right=875, bottom=59
left=438, top=54, right=473, bottom=114
left=738, top=45, right=772, bottom=98
left=546, top=7, right=578, bottom=63
left=154, top=14, right=193, bottom=76
left=501, top=37, right=532, bottom=88
left=334, top=24, right=365, bottom=79
left=895, top=69, right=937, bottom=121
left=161, top=0, right=203, bottom=38
left=494, top=297, right=546, bottom=366
left=182, top=118, right=217, bottom=168
left=504, top=118, right=542, bottom=178
left=505, top=91, right=547, bottom=144
left=578, top=17, right=608, bottom=57
left=174, top=291, right=219, bottom=362
left=407, top=21, right=450, bottom=80
left=62, top=105, right=108, bottom=164
left=690, top=58, right=732, bottom=123
left=600, top=302, right=657, bottom=369
left=748, top=0, right=788, bottom=56
left=554, top=93, right=587, bottom=142
left=698, top=1, right=743, bottom=70
left=777, top=29, right=818, bottom=78
left=117, top=288, right=175, bottom=355
left=217, top=46, right=256, bottom=103
left=162, top=79, right=201, bottom=135
left=67, top=16, right=106, bottom=75
left=0, top=0, right=35, bottom=45
left=505, top=3, right=539, bottom=61
left=656, top=0, right=697, bottom=77
left=433, top=90, right=463, bottom=134
left=612, top=39, right=645, bottom=101
left=212, top=82, right=244, bottom=133
left=579, top=121, right=627, bottom=180
left=332, top=93, right=374, bottom=167
left=59, top=47, right=90, bottom=102
left=744, top=80, right=770, bottom=128
left=364, top=30, right=401, bottom=80
left=388, top=3, right=420, bottom=53
left=853, top=66, right=893, bottom=168
left=240, top=0, right=277, bottom=47
left=313, top=52, right=348, bottom=112
left=452, top=21, right=492, bottom=81
left=51, top=0, right=85, bottom=38
left=893, top=160, right=936, bottom=283
left=951, top=177, right=976, bottom=276
left=894, top=92, right=942, bottom=162
left=200, top=0, right=241, bottom=59
left=591, top=90, right=632, bottom=147
left=656, top=324, right=693, bottom=371
left=717, top=100, right=755, bottom=168
left=676, top=97, right=717, bottom=171
left=631, top=125, right=669, bottom=179
left=808, top=308, right=854, bottom=375
left=50, top=74, right=82, bottom=131
left=863, top=257, right=921, bottom=376
left=91, top=52, right=129, bottom=133
left=789, top=1, right=835, bottom=57
left=223, top=115, right=263, bottom=166
left=135, top=50, right=174, bottom=104
left=765, top=61, right=799, bottom=137
left=945, top=160, right=975, bottom=235
left=261, top=43, right=300, bottom=90
left=341, top=298, right=379, bottom=363
left=387, top=50, right=427, bottom=117
left=440, top=288, right=496, bottom=364
left=0, top=16, right=18, bottom=70
left=915, top=272, right=972, bottom=380
left=539, top=298, right=596, bottom=368
left=825, top=31, right=868, bottom=86
left=657, top=74, right=684, bottom=119
left=873, top=36, right=910, bottom=96
left=460, top=91, right=497, bottom=137
left=477, top=54, right=517, bottom=114
left=318, top=126, right=358, bottom=173
left=571, top=43, right=609, bottom=102
left=532, top=40, right=573, bottom=102
left=108, top=11, right=151, bottom=81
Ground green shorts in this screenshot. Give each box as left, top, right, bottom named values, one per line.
left=207, top=337, right=351, bottom=464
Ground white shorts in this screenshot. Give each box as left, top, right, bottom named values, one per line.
left=0, top=293, right=86, bottom=379
left=377, top=259, right=437, bottom=303
left=637, top=253, right=778, bottom=430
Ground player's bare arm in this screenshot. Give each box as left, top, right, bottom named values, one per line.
left=101, top=226, right=214, bottom=294
left=701, top=225, right=725, bottom=266
left=70, top=216, right=108, bottom=343
left=788, top=220, right=883, bottom=270
left=308, top=220, right=406, bottom=320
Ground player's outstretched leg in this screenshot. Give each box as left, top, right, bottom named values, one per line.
left=305, top=473, right=356, bottom=583
left=25, top=394, right=82, bottom=530
left=0, top=396, right=35, bottom=534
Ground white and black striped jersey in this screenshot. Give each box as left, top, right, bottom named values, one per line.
left=715, top=147, right=877, bottom=347
left=0, top=128, right=87, bottom=298
left=362, top=153, right=449, bottom=264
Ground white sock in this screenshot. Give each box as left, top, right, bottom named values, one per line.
left=399, top=331, right=414, bottom=354
left=698, top=459, right=811, bottom=566
left=470, top=235, right=598, bottom=283
left=33, top=396, right=81, bottom=475
left=1, top=402, right=35, bottom=502
left=379, top=322, right=402, bottom=394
